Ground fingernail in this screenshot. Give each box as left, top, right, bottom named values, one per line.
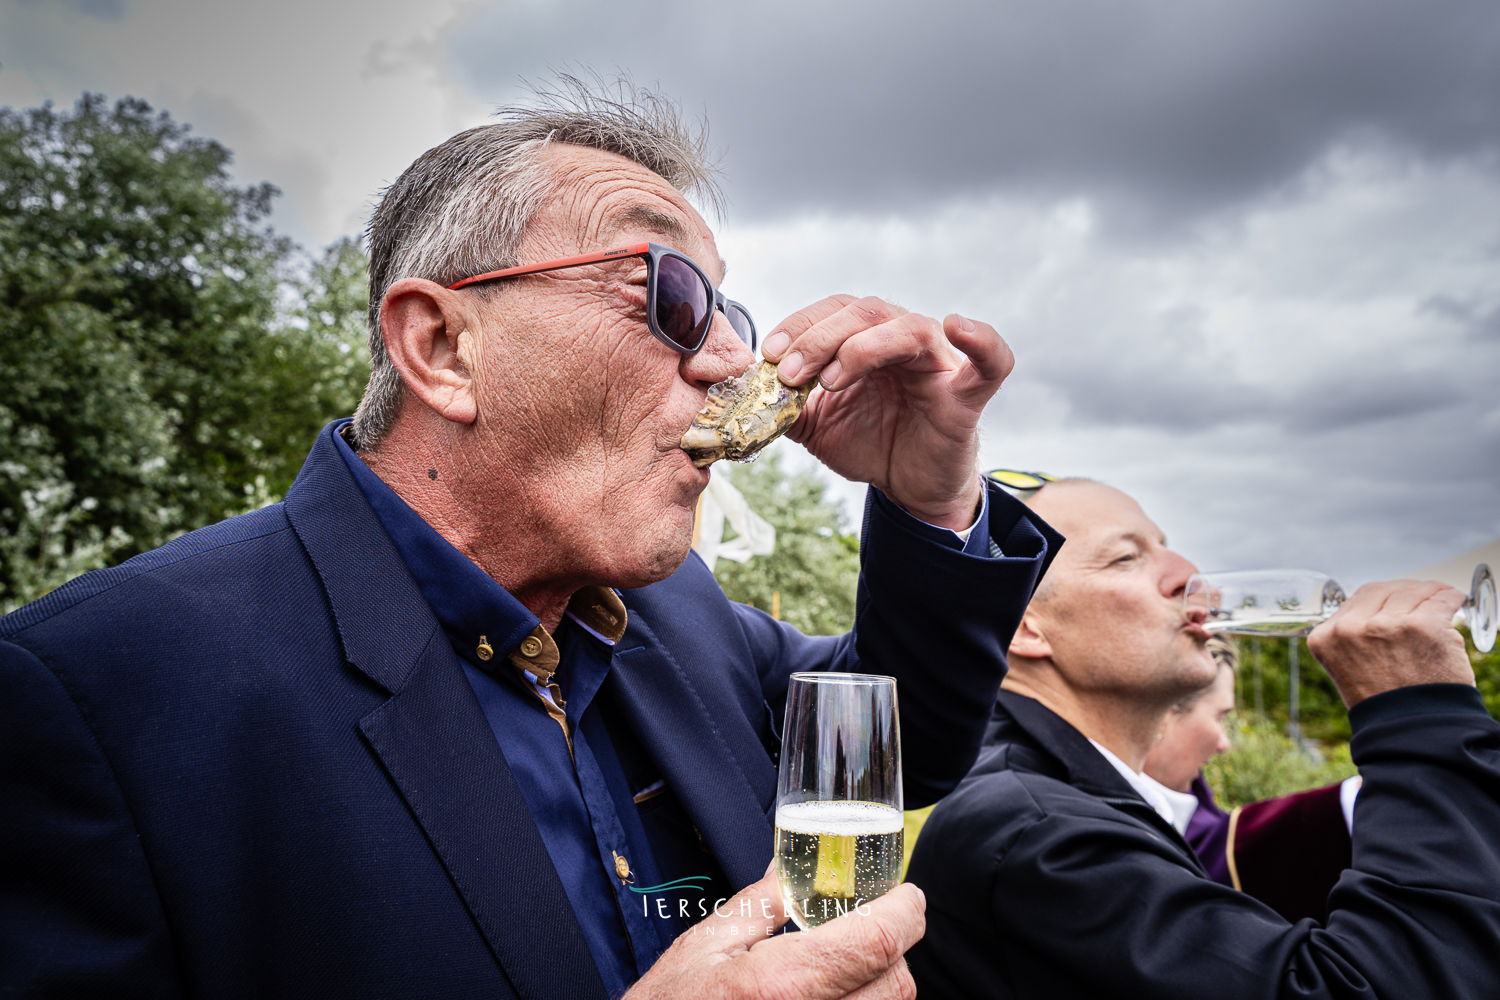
left=957, top=314, right=976, bottom=333
left=819, top=359, right=842, bottom=389
left=763, top=332, right=790, bottom=359
left=777, top=352, right=802, bottom=382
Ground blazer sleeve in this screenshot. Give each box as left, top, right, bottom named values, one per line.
left=735, top=481, right=1060, bottom=809
left=911, top=691, right=1500, bottom=999
left=0, top=639, right=183, bottom=999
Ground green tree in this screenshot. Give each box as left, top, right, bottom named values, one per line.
left=1466, top=625, right=1500, bottom=718
left=1203, top=713, right=1358, bottom=808
left=0, top=94, right=369, bottom=612
left=1230, top=637, right=1351, bottom=742
left=711, top=448, right=861, bottom=636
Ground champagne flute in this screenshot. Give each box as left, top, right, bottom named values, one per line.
left=774, top=673, right=903, bottom=930
left=1184, top=564, right=1496, bottom=653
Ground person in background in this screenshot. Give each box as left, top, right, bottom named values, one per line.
left=1142, top=637, right=1360, bottom=922
left=905, top=477, right=1500, bottom=999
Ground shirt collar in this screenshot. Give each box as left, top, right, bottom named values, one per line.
left=328, top=419, right=626, bottom=666
left=1088, top=739, right=1177, bottom=828
left=1141, top=773, right=1201, bottom=834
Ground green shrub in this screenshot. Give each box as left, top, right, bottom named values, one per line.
left=1203, top=713, right=1356, bottom=809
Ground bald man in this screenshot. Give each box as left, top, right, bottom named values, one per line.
left=905, top=479, right=1500, bottom=999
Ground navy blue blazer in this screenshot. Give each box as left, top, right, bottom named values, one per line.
left=0, top=423, right=1059, bottom=999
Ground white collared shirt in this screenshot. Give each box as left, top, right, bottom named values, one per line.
left=1142, top=773, right=1202, bottom=835
left=1089, top=739, right=1177, bottom=828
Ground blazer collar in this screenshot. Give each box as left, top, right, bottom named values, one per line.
left=283, top=421, right=438, bottom=694
left=992, top=690, right=1147, bottom=802
left=990, top=690, right=1203, bottom=866
left=284, top=421, right=607, bottom=998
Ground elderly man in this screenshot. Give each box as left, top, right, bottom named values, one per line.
left=0, top=90, right=1058, bottom=997
left=905, top=478, right=1500, bottom=998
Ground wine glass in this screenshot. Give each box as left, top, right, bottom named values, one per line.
left=774, top=673, right=903, bottom=930
left=1184, top=564, right=1496, bottom=653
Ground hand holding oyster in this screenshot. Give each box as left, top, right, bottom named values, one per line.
left=680, top=361, right=812, bottom=468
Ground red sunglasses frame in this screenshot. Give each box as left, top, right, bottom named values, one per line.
left=446, top=242, right=756, bottom=354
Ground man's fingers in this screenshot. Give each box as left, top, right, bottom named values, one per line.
left=771, top=297, right=926, bottom=388
left=745, top=884, right=926, bottom=998
left=813, top=313, right=952, bottom=393
left=762, top=295, right=862, bottom=362
left=942, top=313, right=1014, bottom=403
left=1379, top=580, right=1452, bottom=618
left=698, top=869, right=790, bottom=943
left=1308, top=577, right=1476, bottom=706
left=839, top=958, right=917, bottom=1000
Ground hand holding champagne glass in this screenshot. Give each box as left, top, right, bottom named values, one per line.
left=1184, top=564, right=1496, bottom=652
left=774, top=673, right=903, bottom=930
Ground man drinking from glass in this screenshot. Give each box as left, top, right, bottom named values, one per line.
left=906, top=478, right=1500, bottom=998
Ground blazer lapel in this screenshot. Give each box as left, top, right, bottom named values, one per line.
left=286, top=423, right=605, bottom=1000
left=997, top=691, right=1204, bottom=868
left=608, top=612, right=778, bottom=892
left=359, top=640, right=607, bottom=1000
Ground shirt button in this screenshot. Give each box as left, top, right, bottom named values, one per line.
left=520, top=636, right=542, bottom=657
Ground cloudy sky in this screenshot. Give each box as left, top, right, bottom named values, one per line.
left=3, top=0, right=1498, bottom=585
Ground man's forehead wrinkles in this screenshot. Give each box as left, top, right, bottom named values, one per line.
left=617, top=205, right=693, bottom=246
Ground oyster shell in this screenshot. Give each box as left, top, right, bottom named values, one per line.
left=681, top=361, right=812, bottom=467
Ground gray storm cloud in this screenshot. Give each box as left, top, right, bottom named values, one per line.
left=450, top=0, right=1500, bottom=224
left=1, top=0, right=1496, bottom=581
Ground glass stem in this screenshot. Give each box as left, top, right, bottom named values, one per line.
left=1287, top=638, right=1300, bottom=744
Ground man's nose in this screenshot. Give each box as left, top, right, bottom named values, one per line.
left=1161, top=550, right=1200, bottom=600
left=682, top=311, right=755, bottom=385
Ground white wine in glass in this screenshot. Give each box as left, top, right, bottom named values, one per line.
left=1184, top=564, right=1496, bottom=653
left=774, top=673, right=903, bottom=930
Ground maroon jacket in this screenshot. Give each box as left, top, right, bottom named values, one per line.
left=1187, top=775, right=1352, bottom=922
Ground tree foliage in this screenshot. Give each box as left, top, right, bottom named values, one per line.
left=1202, top=713, right=1357, bottom=809
left=711, top=448, right=861, bottom=636
left=0, top=95, right=369, bottom=612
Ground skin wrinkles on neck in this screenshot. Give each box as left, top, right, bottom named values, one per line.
left=363, top=144, right=750, bottom=634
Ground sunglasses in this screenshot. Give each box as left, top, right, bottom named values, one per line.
left=447, top=242, right=756, bottom=355
left=985, top=469, right=1060, bottom=492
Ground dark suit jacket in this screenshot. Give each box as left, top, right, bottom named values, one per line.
left=905, top=689, right=1500, bottom=999
left=0, top=423, right=1058, bottom=999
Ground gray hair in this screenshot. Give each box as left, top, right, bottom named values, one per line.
left=349, top=75, right=722, bottom=451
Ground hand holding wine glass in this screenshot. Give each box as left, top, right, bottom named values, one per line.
left=623, top=866, right=925, bottom=1000
left=1307, top=579, right=1478, bottom=706
left=1184, top=564, right=1496, bottom=652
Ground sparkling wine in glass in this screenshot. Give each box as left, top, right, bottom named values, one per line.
left=1184, top=564, right=1496, bottom=652
left=774, top=672, right=903, bottom=930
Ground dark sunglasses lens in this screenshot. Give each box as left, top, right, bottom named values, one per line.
left=725, top=304, right=756, bottom=348
left=654, top=254, right=711, bottom=349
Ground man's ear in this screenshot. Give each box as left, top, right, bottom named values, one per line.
left=380, top=278, right=479, bottom=426
left=1009, top=608, right=1053, bottom=661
